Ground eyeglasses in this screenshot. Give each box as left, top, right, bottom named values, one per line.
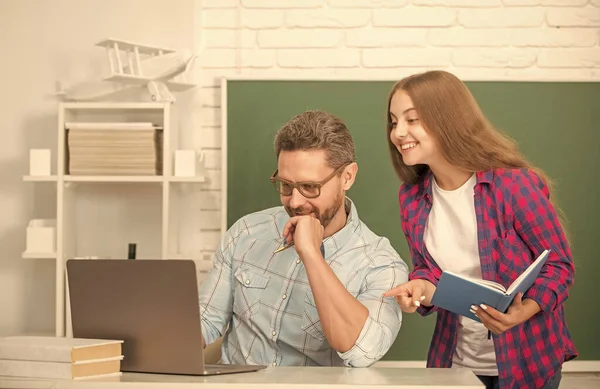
left=269, top=163, right=350, bottom=199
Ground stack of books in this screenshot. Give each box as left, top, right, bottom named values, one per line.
left=0, top=336, right=124, bottom=380
left=66, top=122, right=163, bottom=176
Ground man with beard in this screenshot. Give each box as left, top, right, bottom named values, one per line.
left=198, top=110, right=409, bottom=368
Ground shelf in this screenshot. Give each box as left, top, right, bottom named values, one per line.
left=23, top=175, right=58, bottom=182
left=64, top=176, right=163, bottom=183
left=30, top=100, right=212, bottom=338
left=60, top=102, right=168, bottom=110
left=22, top=252, right=57, bottom=259
left=166, top=80, right=196, bottom=92
left=24, top=175, right=207, bottom=183
left=169, top=176, right=206, bottom=183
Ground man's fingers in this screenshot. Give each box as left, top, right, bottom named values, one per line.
left=282, top=219, right=294, bottom=236
left=283, top=227, right=295, bottom=244
left=282, top=218, right=298, bottom=242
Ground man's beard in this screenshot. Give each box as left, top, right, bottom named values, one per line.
left=285, top=192, right=344, bottom=228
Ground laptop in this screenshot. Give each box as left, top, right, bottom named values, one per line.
left=66, top=259, right=266, bottom=376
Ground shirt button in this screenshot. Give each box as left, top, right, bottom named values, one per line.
left=245, top=279, right=250, bottom=285
left=271, top=331, right=277, bottom=336
left=296, top=259, right=301, bottom=264
left=282, top=294, right=287, bottom=300
left=272, top=362, right=277, bottom=366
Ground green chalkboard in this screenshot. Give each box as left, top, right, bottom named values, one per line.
left=225, top=79, right=600, bottom=361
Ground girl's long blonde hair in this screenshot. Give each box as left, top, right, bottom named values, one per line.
left=386, top=70, right=569, bottom=239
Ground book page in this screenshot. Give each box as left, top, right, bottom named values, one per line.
left=0, top=336, right=123, bottom=363
left=0, top=336, right=122, bottom=349
left=443, top=271, right=506, bottom=293
left=475, top=279, right=507, bottom=293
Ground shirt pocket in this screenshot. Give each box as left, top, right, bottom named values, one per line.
left=300, top=290, right=327, bottom=352
left=233, top=268, right=270, bottom=319
left=491, top=215, right=529, bottom=285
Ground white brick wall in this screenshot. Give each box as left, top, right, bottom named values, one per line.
left=193, top=0, right=600, bottom=261
left=374, top=8, right=457, bottom=27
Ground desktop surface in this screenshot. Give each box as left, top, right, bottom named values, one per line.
left=0, top=366, right=484, bottom=388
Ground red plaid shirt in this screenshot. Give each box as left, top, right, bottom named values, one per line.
left=399, top=168, right=577, bottom=389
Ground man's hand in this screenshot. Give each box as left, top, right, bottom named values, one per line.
left=471, top=292, right=541, bottom=334
left=282, top=215, right=324, bottom=259
left=383, top=279, right=434, bottom=313
left=282, top=216, right=369, bottom=354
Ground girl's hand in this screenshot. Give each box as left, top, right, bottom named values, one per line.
left=383, top=279, right=430, bottom=313
left=471, top=292, right=540, bottom=334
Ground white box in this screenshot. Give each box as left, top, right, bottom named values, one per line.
left=174, top=150, right=197, bottom=177
left=26, top=219, right=56, bottom=253
left=29, top=149, right=51, bottom=176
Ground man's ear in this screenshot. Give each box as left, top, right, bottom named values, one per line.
left=342, top=162, right=358, bottom=191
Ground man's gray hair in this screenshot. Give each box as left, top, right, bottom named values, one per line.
left=274, top=110, right=356, bottom=168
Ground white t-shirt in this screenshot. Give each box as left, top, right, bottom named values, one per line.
left=423, top=174, right=498, bottom=376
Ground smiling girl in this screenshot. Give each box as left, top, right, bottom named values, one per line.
left=383, top=71, right=576, bottom=389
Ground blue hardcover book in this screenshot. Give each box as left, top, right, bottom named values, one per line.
left=430, top=249, right=550, bottom=322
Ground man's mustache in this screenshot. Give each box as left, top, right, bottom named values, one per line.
left=289, top=207, right=317, bottom=216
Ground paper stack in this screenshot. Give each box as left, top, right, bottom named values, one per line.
left=66, top=122, right=163, bottom=176
left=0, top=336, right=124, bottom=380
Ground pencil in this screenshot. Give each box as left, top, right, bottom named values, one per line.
left=273, top=243, right=294, bottom=254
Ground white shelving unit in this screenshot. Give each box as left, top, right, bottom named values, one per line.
left=23, top=175, right=58, bottom=182
left=23, top=101, right=207, bottom=338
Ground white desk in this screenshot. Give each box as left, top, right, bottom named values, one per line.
left=0, top=367, right=483, bottom=389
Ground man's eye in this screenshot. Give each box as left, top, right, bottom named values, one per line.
left=301, top=184, right=319, bottom=195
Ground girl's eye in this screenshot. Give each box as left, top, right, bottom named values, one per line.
left=390, top=122, right=397, bottom=129
left=407, top=118, right=419, bottom=124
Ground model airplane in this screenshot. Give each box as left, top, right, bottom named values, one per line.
left=57, top=38, right=197, bottom=102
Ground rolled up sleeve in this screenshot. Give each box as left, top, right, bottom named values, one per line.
left=198, top=228, right=236, bottom=346
left=338, top=257, right=408, bottom=367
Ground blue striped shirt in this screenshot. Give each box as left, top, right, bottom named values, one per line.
left=198, top=198, right=408, bottom=367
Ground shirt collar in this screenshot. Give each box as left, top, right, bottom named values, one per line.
left=417, top=169, right=494, bottom=200
left=476, top=170, right=494, bottom=184
left=319, top=197, right=361, bottom=262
